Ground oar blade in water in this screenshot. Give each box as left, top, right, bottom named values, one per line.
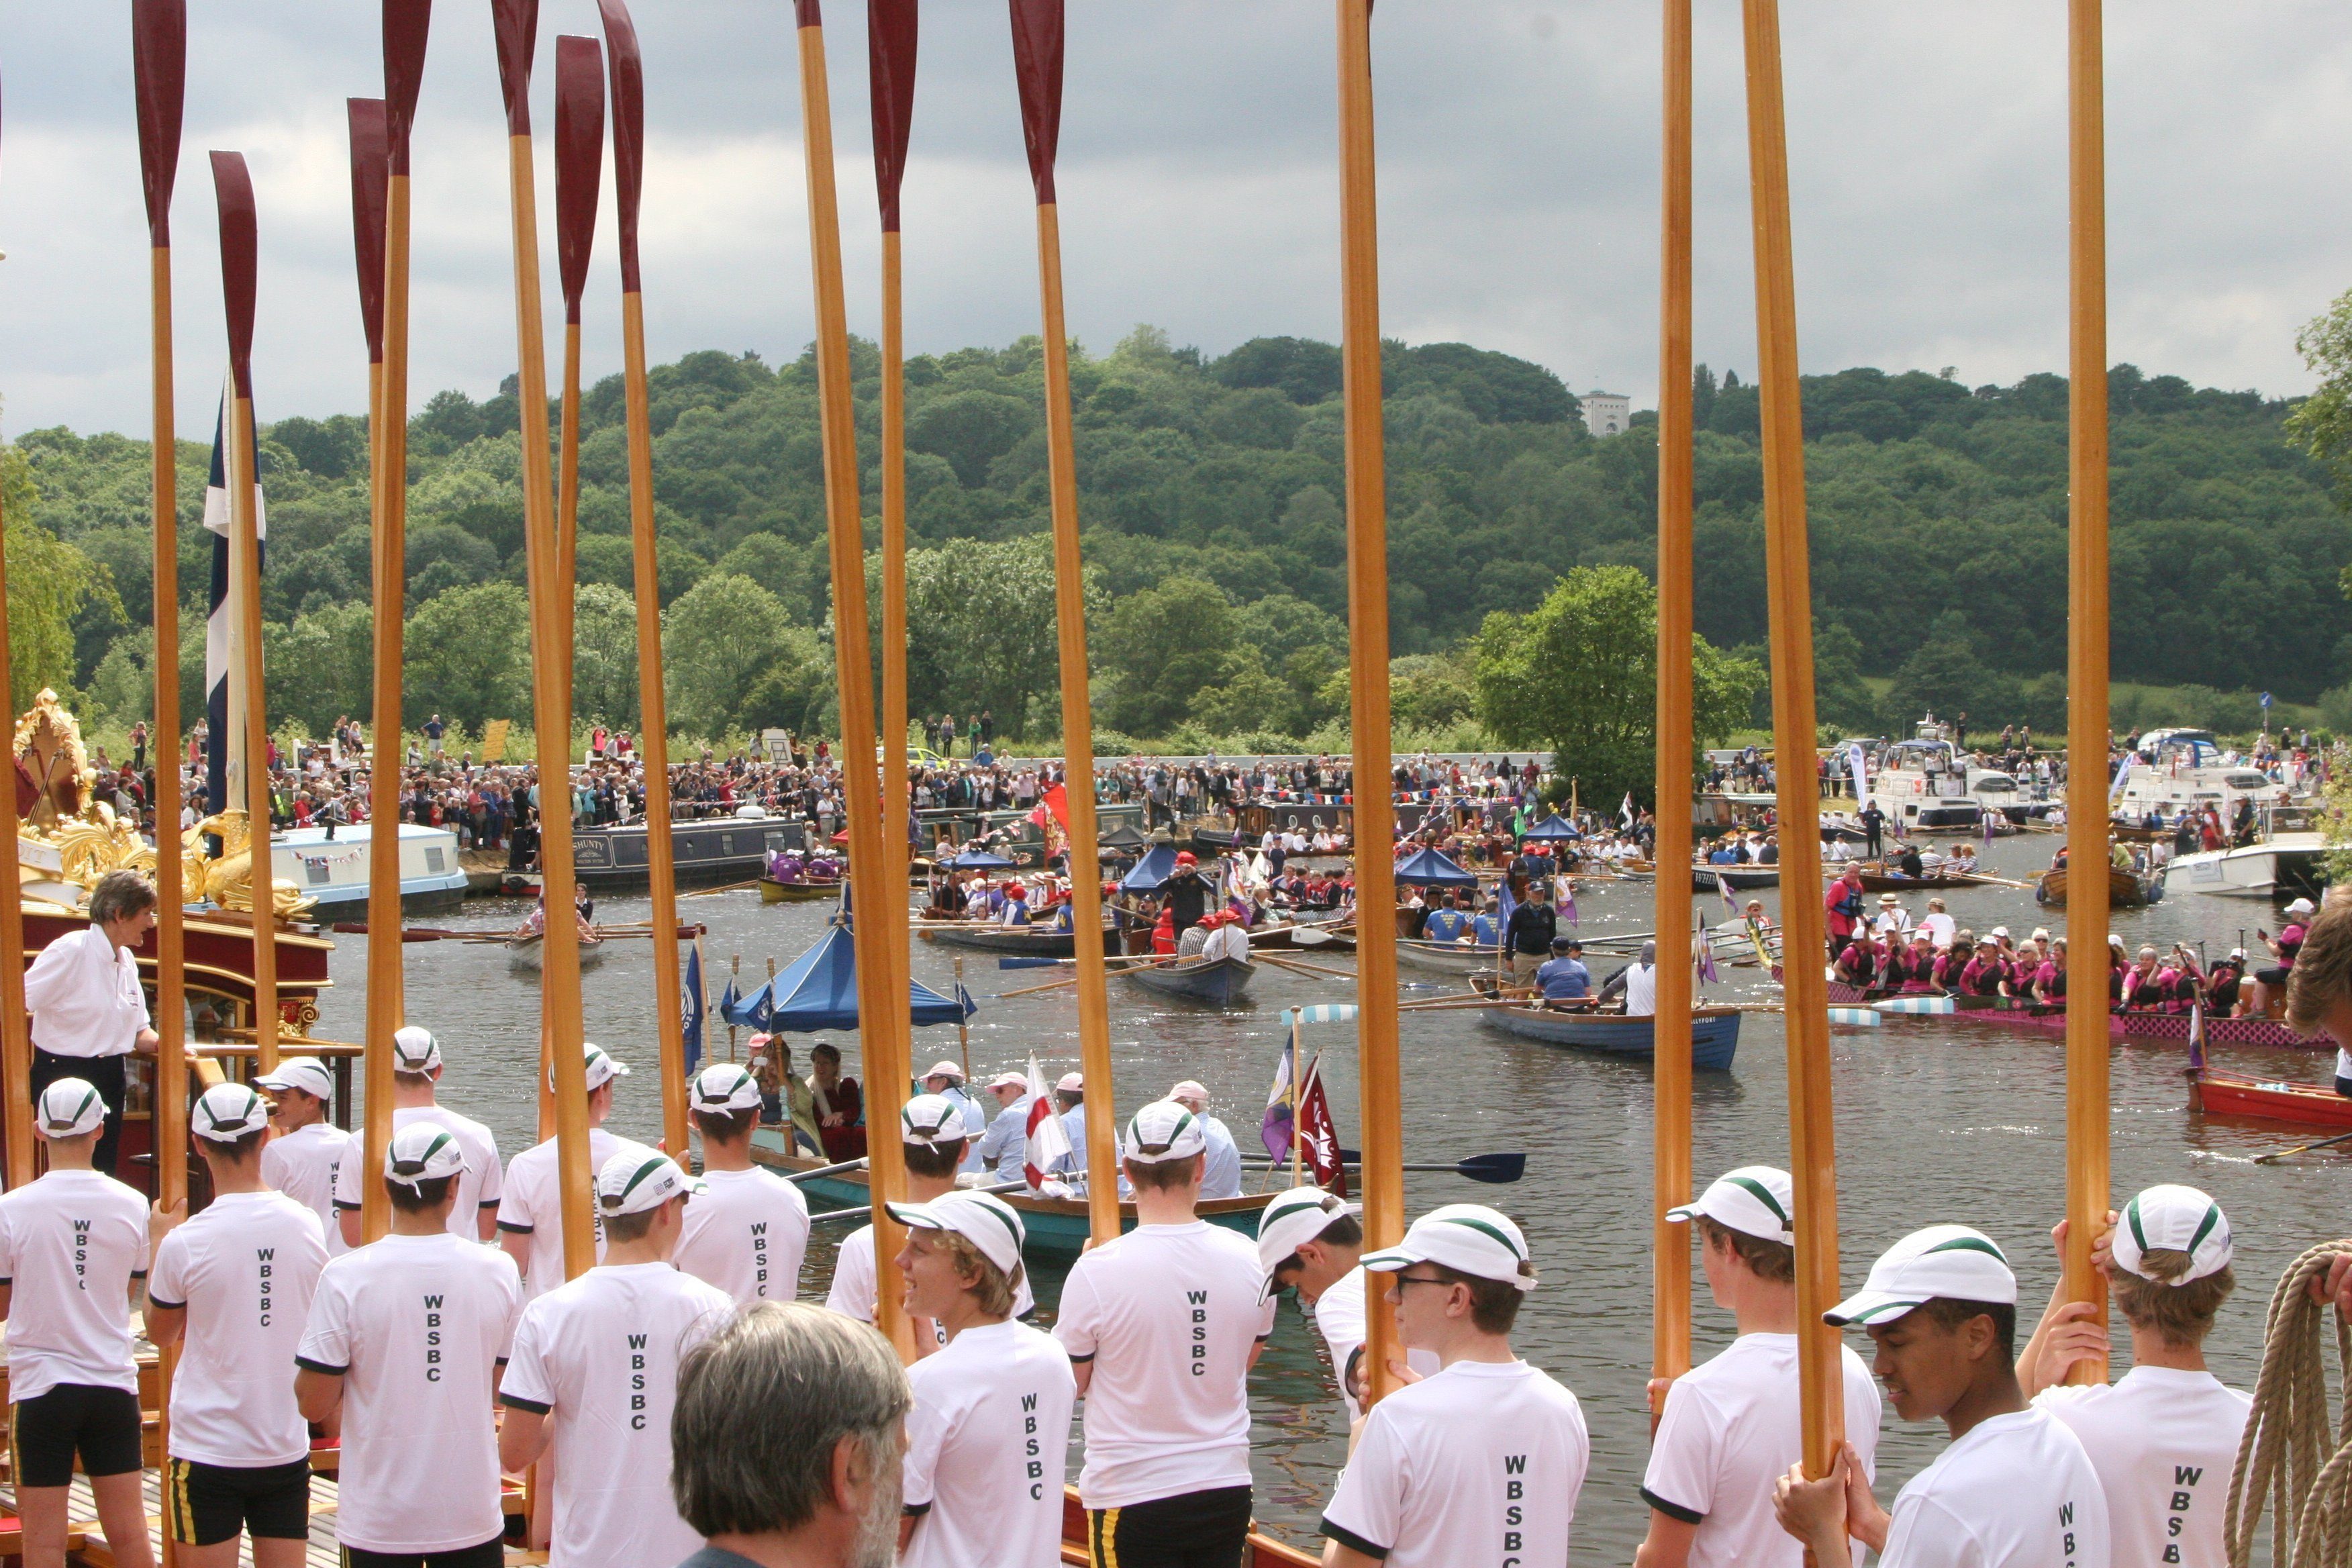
left=1451, top=1151, right=1526, bottom=1184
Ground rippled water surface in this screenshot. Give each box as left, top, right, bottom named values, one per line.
left=309, top=831, right=2345, bottom=1557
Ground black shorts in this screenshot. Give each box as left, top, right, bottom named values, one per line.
left=10, top=1383, right=144, bottom=1485
left=166, top=1457, right=312, bottom=1545
left=2257, top=965, right=2292, bottom=987
left=1087, top=1485, right=1253, bottom=1568
left=342, top=1540, right=505, bottom=1568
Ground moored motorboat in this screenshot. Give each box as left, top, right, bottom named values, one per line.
left=1116, top=955, right=1257, bottom=1006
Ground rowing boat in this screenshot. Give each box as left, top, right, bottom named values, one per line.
left=2118, top=1009, right=2330, bottom=1051
left=2035, top=863, right=2161, bottom=909
left=758, top=875, right=842, bottom=904
left=1826, top=981, right=2123, bottom=1039
left=917, top=922, right=1077, bottom=957
left=1393, top=937, right=1502, bottom=975
left=748, top=1138, right=1279, bottom=1259
left=1690, top=863, right=1778, bottom=892
left=1114, top=955, right=1257, bottom=1006
left=2187, top=1067, right=2352, bottom=1128
left=503, top=930, right=607, bottom=973
left=1851, top=869, right=1990, bottom=893
left=1469, top=989, right=1741, bottom=1069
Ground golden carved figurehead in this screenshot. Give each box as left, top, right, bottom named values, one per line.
left=13, top=689, right=91, bottom=832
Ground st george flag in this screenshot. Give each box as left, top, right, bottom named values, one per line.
left=1022, top=1051, right=1073, bottom=1188
left=1295, top=1053, right=1346, bottom=1196
left=203, top=375, right=265, bottom=818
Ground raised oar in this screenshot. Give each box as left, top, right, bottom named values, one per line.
left=211, top=153, right=277, bottom=1076
left=790, top=0, right=918, bottom=1359
left=595, top=0, right=687, bottom=1158
left=2059, top=0, right=2113, bottom=1386
left=365, top=0, right=431, bottom=1244
left=491, top=0, right=594, bottom=1282
left=132, top=0, right=188, bottom=1238
left=552, top=34, right=602, bottom=790
left=867, top=0, right=918, bottom=1134
left=1332, top=0, right=1408, bottom=1411
left=1742, top=0, right=1843, bottom=1486
left=1008, top=0, right=1120, bottom=1248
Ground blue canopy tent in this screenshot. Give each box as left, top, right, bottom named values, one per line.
left=1118, top=844, right=1179, bottom=892
left=1392, top=846, right=1479, bottom=888
left=722, top=922, right=977, bottom=1032
left=948, top=845, right=1018, bottom=869
left=1520, top=814, right=1580, bottom=841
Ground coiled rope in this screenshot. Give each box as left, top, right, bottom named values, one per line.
left=2228, top=1239, right=2352, bottom=1568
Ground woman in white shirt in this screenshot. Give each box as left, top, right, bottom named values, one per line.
left=21, top=871, right=160, bottom=1175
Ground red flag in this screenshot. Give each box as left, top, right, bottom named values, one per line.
left=1032, top=781, right=1069, bottom=829
left=1297, top=1053, right=1346, bottom=1197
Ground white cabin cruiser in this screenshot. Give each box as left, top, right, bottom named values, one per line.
left=2160, top=804, right=2327, bottom=901
left=2112, top=729, right=2290, bottom=824
left=272, top=822, right=469, bottom=916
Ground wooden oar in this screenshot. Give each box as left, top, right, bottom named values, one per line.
left=685, top=879, right=764, bottom=898
left=783, top=1155, right=869, bottom=1183
left=1242, top=1153, right=1526, bottom=1185
left=998, top=975, right=1079, bottom=1001
left=2254, top=1128, right=2352, bottom=1165
left=807, top=1178, right=1028, bottom=1225
left=1255, top=953, right=1359, bottom=983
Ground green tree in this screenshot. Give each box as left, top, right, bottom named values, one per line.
left=900, top=534, right=1093, bottom=736
left=1472, top=566, right=1760, bottom=807
left=1189, top=647, right=1296, bottom=738
left=1097, top=575, right=1237, bottom=736
left=664, top=573, right=824, bottom=742
left=270, top=602, right=375, bottom=736
left=3, top=449, right=113, bottom=710
left=571, top=583, right=642, bottom=729
left=405, top=582, right=530, bottom=732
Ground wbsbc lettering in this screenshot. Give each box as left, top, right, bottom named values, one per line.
left=628, top=1333, right=650, bottom=1430
left=750, top=1220, right=771, bottom=1297
left=256, top=1246, right=275, bottom=1328
left=1500, top=1453, right=1528, bottom=1568
left=1021, top=1389, right=1045, bottom=1499
left=72, top=1218, right=91, bottom=1292
left=1188, top=1288, right=1208, bottom=1377
left=423, top=1293, right=444, bottom=1382
left=2061, top=1499, right=2077, bottom=1568
left=2162, top=1463, right=2205, bottom=1563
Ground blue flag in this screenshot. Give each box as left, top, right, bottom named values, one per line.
left=683, top=944, right=705, bottom=1076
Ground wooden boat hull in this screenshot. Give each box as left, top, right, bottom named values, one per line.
left=1691, top=864, right=1779, bottom=892
left=1394, top=938, right=1502, bottom=975
left=2189, top=1068, right=2352, bottom=1128
left=1116, top=957, right=1257, bottom=1006
left=2036, top=865, right=2161, bottom=909
left=1853, top=871, right=1988, bottom=893
left=752, top=1140, right=1277, bottom=1259
left=504, top=934, right=607, bottom=974
left=918, top=924, right=1077, bottom=957
left=758, top=877, right=842, bottom=905
left=2118, top=1010, right=2330, bottom=1050
left=1477, top=1003, right=1741, bottom=1070
left=1824, top=981, right=2123, bottom=1038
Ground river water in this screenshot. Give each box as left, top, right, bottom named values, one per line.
left=310, top=828, right=2343, bottom=1558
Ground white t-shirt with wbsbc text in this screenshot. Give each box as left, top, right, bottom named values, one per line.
left=0, top=1169, right=150, bottom=1401
left=901, top=1319, right=1077, bottom=1568
left=147, top=1190, right=328, bottom=1467
left=671, top=1165, right=809, bottom=1306
left=1881, top=1406, right=2110, bottom=1568
left=2035, top=1366, right=2248, bottom=1568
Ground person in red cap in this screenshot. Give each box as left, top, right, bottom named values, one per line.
left=997, top=883, right=1032, bottom=928
left=1167, top=850, right=1212, bottom=934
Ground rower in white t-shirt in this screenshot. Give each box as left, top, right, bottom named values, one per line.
left=1255, top=1185, right=1437, bottom=1421
left=1322, top=1204, right=1589, bottom=1568
left=499, top=1042, right=651, bottom=1302
left=2018, top=1185, right=2248, bottom=1568
left=828, top=1095, right=1032, bottom=1338
left=1168, top=1080, right=1244, bottom=1200
left=1055, top=1100, right=1275, bottom=1567
left=1635, top=1166, right=1881, bottom=1568
left=0, top=1079, right=159, bottom=1568
left=919, top=1060, right=989, bottom=1176
left=254, top=1056, right=352, bottom=1257
left=501, top=1151, right=733, bottom=1568
left=147, top=1083, right=330, bottom=1568
left=1775, top=1224, right=2110, bottom=1568
left=330, top=1027, right=503, bottom=1246
left=887, top=1191, right=1075, bottom=1568
left=296, top=1121, right=524, bottom=1567
left=671, top=1064, right=810, bottom=1305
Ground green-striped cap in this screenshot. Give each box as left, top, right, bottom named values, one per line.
left=191, top=1083, right=269, bottom=1142
left=1826, top=1224, right=2015, bottom=1327
left=900, top=1093, right=968, bottom=1150
left=1666, top=1166, right=1796, bottom=1246
left=1122, top=1100, right=1206, bottom=1165
left=548, top=1041, right=632, bottom=1094
left=36, top=1078, right=105, bottom=1139
left=385, top=1120, right=469, bottom=1189
left=2112, top=1184, right=2231, bottom=1286
left=1362, top=1203, right=1536, bottom=1292
left=887, top=1191, right=1026, bottom=1275
left=596, top=1150, right=703, bottom=1216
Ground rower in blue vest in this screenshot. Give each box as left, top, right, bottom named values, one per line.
left=1420, top=891, right=1471, bottom=943
left=1471, top=897, right=1504, bottom=949
left=1533, top=936, right=1591, bottom=1002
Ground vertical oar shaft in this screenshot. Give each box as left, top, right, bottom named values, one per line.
left=2061, top=0, right=2111, bottom=1382
left=880, top=227, right=911, bottom=1022
left=150, top=240, right=186, bottom=1222
left=1030, top=203, right=1119, bottom=1242
left=0, top=425, right=28, bottom=1193
left=793, top=6, right=916, bottom=1357
left=1334, top=0, right=1405, bottom=1410
left=229, top=393, right=277, bottom=1072
left=1739, top=0, right=1841, bottom=1477
left=1650, top=0, right=1696, bottom=1412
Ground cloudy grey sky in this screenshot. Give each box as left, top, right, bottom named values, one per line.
left=2, top=2, right=2347, bottom=440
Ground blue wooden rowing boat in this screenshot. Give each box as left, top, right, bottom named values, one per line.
left=1476, top=1002, right=1741, bottom=1070
left=1116, top=955, right=1257, bottom=1006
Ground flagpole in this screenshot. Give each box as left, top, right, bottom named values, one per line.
left=1650, top=0, right=1696, bottom=1415
left=1008, top=0, right=1119, bottom=1247
left=493, top=0, right=595, bottom=1282
left=595, top=0, right=687, bottom=1159
left=790, top=0, right=917, bottom=1359
left=1334, top=0, right=1407, bottom=1411
left=2060, top=0, right=2112, bottom=1384
left=365, top=0, right=430, bottom=1244
left=1741, top=0, right=1842, bottom=1481
left=869, top=0, right=918, bottom=1153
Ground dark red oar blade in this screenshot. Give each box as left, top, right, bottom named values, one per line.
left=383, top=0, right=432, bottom=175
left=348, top=99, right=389, bottom=363
left=554, top=35, right=605, bottom=322
left=868, top=0, right=917, bottom=231
left=594, top=0, right=646, bottom=293
left=132, top=0, right=186, bottom=246
left=210, top=152, right=258, bottom=397
left=492, top=0, right=540, bottom=136
left=1007, top=0, right=1063, bottom=205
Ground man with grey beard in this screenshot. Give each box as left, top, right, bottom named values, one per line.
left=670, top=1302, right=911, bottom=1568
